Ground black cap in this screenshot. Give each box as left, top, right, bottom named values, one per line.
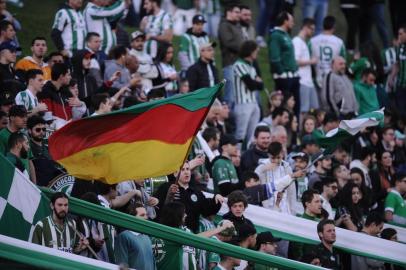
left=0, top=90, right=14, bottom=105
left=0, top=40, right=22, bottom=52
left=301, top=134, right=316, bottom=147
left=8, top=105, right=27, bottom=117
left=220, top=134, right=239, bottom=147
left=192, top=14, right=206, bottom=24
left=256, top=231, right=281, bottom=246
left=237, top=223, right=256, bottom=241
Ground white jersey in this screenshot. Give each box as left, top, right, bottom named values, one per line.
left=129, top=48, right=158, bottom=91
left=292, top=36, right=314, bottom=87
left=143, top=9, right=172, bottom=58
left=310, top=33, right=346, bottom=88
left=84, top=0, right=126, bottom=54
left=52, top=7, right=86, bottom=56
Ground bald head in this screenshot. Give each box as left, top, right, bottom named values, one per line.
left=332, top=56, right=346, bottom=75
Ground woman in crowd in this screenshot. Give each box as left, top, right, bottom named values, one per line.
left=350, top=167, right=374, bottom=214
left=153, top=41, right=178, bottom=97
left=335, top=182, right=365, bottom=232
left=371, top=150, right=395, bottom=211
left=300, top=114, right=317, bottom=138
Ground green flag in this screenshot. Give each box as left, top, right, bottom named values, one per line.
left=312, top=109, right=384, bottom=152
left=0, top=154, right=50, bottom=241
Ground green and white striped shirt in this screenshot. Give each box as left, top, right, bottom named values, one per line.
left=382, top=46, right=397, bottom=74
left=52, top=7, right=86, bottom=56
left=179, top=32, right=209, bottom=70
left=233, top=58, right=258, bottom=104
left=144, top=9, right=172, bottom=58
left=84, top=0, right=125, bottom=54
left=31, top=216, right=78, bottom=253
left=15, top=89, right=38, bottom=112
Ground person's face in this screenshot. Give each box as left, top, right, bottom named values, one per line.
left=225, top=143, right=238, bottom=157
left=61, top=70, right=72, bottom=86
left=398, top=28, right=406, bottom=44
left=336, top=165, right=350, bottom=180
left=11, top=115, right=27, bottom=129
left=263, top=242, right=277, bottom=255
left=206, top=107, right=220, bottom=124
left=321, top=158, right=332, bottom=170
left=230, top=202, right=245, bottom=217
left=0, top=115, right=7, bottom=129
left=286, top=96, right=295, bottom=109
left=220, top=104, right=230, bottom=120
left=274, top=131, right=288, bottom=146
left=177, top=162, right=191, bottom=185
left=82, top=57, right=91, bottom=69
left=380, top=152, right=392, bottom=167
left=371, top=222, right=384, bottom=236
left=31, top=40, right=47, bottom=58
left=363, top=73, right=376, bottom=86
left=49, top=55, right=64, bottom=67
left=291, top=116, right=298, bottom=132
left=228, top=7, right=240, bottom=22
left=351, top=172, right=363, bottom=186
left=131, top=37, right=145, bottom=51
left=285, top=14, right=294, bottom=30
left=304, top=118, right=315, bottom=134
left=326, top=182, right=338, bottom=198
left=256, top=131, right=271, bottom=151
left=211, top=133, right=220, bottom=149
left=87, top=36, right=102, bottom=51
left=307, top=194, right=322, bottom=215
left=2, top=25, right=16, bottom=40
left=305, top=24, right=315, bottom=38
left=231, top=149, right=241, bottom=167
left=2, top=49, right=16, bottom=63
left=200, top=46, right=215, bottom=61
left=352, top=186, right=361, bottom=204
left=52, top=197, right=69, bottom=220
left=270, top=153, right=283, bottom=165
left=164, top=46, right=174, bottom=63
left=306, top=144, right=320, bottom=155
left=383, top=129, right=395, bottom=143
left=240, top=8, right=252, bottom=24
left=100, top=99, right=112, bottom=113
left=333, top=58, right=346, bottom=74
left=69, top=83, right=79, bottom=97
left=69, top=0, right=83, bottom=9
left=320, top=224, right=336, bottom=244
left=245, top=178, right=260, bottom=188
left=249, top=234, right=257, bottom=248
left=335, top=150, right=349, bottom=165
left=192, top=22, right=204, bottom=34
left=29, top=123, right=46, bottom=142
left=280, top=112, right=290, bottom=126
left=19, top=137, right=29, bottom=159
left=143, top=0, right=155, bottom=14
left=30, top=74, right=45, bottom=92
left=398, top=177, right=406, bottom=193
left=271, top=95, right=283, bottom=108
left=325, top=121, right=339, bottom=132
left=295, top=158, right=308, bottom=170
left=135, top=207, right=148, bottom=220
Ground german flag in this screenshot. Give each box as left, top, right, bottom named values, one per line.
left=49, top=83, right=223, bottom=184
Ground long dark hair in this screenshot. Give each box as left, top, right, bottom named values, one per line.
left=340, top=182, right=363, bottom=222
left=159, top=202, right=185, bottom=228
left=154, top=41, right=173, bottom=64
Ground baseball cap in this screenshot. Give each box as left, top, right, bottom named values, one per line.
left=192, top=14, right=206, bottom=24
left=0, top=41, right=22, bottom=52
left=0, top=90, right=14, bottom=105
left=131, top=30, right=146, bottom=41
left=217, top=220, right=238, bottom=237
left=237, top=223, right=256, bottom=241
left=8, top=105, right=27, bottom=117
left=395, top=130, right=405, bottom=140
left=256, top=231, right=281, bottom=246
left=220, top=134, right=239, bottom=147
left=301, top=134, right=316, bottom=147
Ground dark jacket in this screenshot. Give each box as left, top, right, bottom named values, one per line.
left=72, top=50, right=99, bottom=101
left=186, top=58, right=219, bottom=92
left=38, top=81, right=73, bottom=121
left=240, top=147, right=268, bottom=172
left=222, top=211, right=254, bottom=234
left=218, top=19, right=243, bottom=67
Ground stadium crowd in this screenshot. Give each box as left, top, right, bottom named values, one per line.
left=0, top=0, right=405, bottom=269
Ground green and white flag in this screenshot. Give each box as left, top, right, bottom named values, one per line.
left=312, top=108, right=384, bottom=152
left=0, top=154, right=50, bottom=241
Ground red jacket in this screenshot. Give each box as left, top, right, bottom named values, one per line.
left=38, top=81, right=72, bottom=121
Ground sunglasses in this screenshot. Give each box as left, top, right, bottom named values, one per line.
left=34, top=128, right=46, bottom=132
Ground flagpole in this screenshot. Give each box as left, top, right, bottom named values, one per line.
left=67, top=221, right=101, bottom=260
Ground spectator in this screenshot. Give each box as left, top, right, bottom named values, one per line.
left=267, top=90, right=283, bottom=114
left=269, top=12, right=300, bottom=116
left=349, top=42, right=385, bottom=84
left=68, top=79, right=87, bottom=119
left=0, top=105, right=27, bottom=155
left=84, top=32, right=106, bottom=87
left=384, top=172, right=406, bottom=225
left=0, top=41, right=22, bottom=92
left=104, top=45, right=135, bottom=90
left=260, top=107, right=290, bottom=129
left=293, top=18, right=319, bottom=119
left=393, top=130, right=406, bottom=168
left=320, top=56, right=358, bottom=118
left=218, top=4, right=243, bottom=108
left=46, top=51, right=64, bottom=69
left=235, top=223, right=257, bottom=270
left=255, top=141, right=305, bottom=212
left=300, top=115, right=317, bottom=138
left=152, top=41, right=178, bottom=97
left=320, top=177, right=339, bottom=219
left=51, top=0, right=86, bottom=58
left=371, top=150, right=395, bottom=210
left=239, top=5, right=255, bottom=41
left=314, top=219, right=340, bottom=269
left=350, top=146, right=375, bottom=188
left=290, top=152, right=311, bottom=215
left=213, top=240, right=241, bottom=270
left=140, top=0, right=173, bottom=59
left=335, top=182, right=364, bottom=231
left=186, top=42, right=219, bottom=92
left=308, top=155, right=332, bottom=190
left=5, top=132, right=29, bottom=177
left=0, top=20, right=16, bottom=45
left=128, top=31, right=158, bottom=92
left=0, top=110, right=6, bottom=130
left=333, top=164, right=350, bottom=190
left=255, top=231, right=281, bottom=258
left=15, top=37, right=51, bottom=81
left=0, top=0, right=21, bottom=37
left=354, top=69, right=380, bottom=115
left=84, top=0, right=126, bottom=55
left=27, top=115, right=60, bottom=186
left=299, top=135, right=320, bottom=160
left=288, top=189, right=321, bottom=261
left=232, top=40, right=263, bottom=145
left=310, top=16, right=346, bottom=89
left=241, top=125, right=271, bottom=172
left=333, top=145, right=351, bottom=166
left=377, top=126, right=396, bottom=155
left=178, top=14, right=209, bottom=72
left=115, top=202, right=156, bottom=270
left=222, top=190, right=254, bottom=234
left=15, top=69, right=46, bottom=116
left=212, top=134, right=241, bottom=196
left=302, top=0, right=328, bottom=34
left=351, top=212, right=385, bottom=270
left=350, top=167, right=375, bottom=214
left=31, top=192, right=89, bottom=254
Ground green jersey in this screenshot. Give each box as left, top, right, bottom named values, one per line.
left=349, top=57, right=373, bottom=81
left=197, top=218, right=218, bottom=270
left=31, top=216, right=79, bottom=253
left=211, top=156, right=239, bottom=193
left=385, top=189, right=406, bottom=225
left=269, top=27, right=298, bottom=78
left=0, top=127, right=12, bottom=155
left=15, top=89, right=39, bottom=112
left=233, top=58, right=259, bottom=104
left=396, top=43, right=406, bottom=88
left=354, top=81, right=380, bottom=115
